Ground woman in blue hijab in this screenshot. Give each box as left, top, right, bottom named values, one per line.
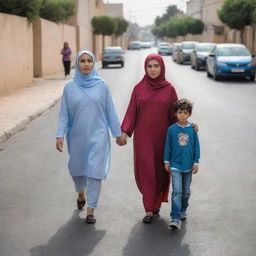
left=56, top=50, right=125, bottom=224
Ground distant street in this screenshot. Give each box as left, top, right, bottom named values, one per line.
left=1, top=49, right=256, bottom=256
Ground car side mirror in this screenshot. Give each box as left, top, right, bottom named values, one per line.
left=252, top=53, right=255, bottom=57
left=209, top=53, right=215, bottom=57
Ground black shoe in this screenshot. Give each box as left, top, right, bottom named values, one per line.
left=86, top=215, right=96, bottom=224
left=77, top=199, right=85, bottom=209
left=153, top=209, right=160, bottom=215
left=143, top=215, right=153, bottom=224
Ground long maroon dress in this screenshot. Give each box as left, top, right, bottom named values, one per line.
left=121, top=54, right=178, bottom=212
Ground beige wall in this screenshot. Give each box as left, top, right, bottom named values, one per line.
left=105, top=4, right=123, bottom=18
left=0, top=13, right=33, bottom=94
left=33, top=18, right=76, bottom=77
left=201, top=0, right=225, bottom=42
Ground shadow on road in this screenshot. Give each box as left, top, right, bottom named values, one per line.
left=29, top=211, right=106, bottom=256
left=122, top=217, right=190, bottom=256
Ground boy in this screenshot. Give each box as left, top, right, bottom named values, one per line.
left=164, top=98, right=200, bottom=230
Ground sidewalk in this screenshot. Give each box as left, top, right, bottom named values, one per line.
left=0, top=71, right=72, bottom=144
left=0, top=61, right=103, bottom=144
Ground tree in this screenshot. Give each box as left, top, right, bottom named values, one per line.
left=183, top=17, right=204, bottom=35
left=114, top=17, right=128, bottom=37
left=154, top=5, right=181, bottom=26
left=40, top=0, right=75, bottom=23
left=218, top=0, right=255, bottom=42
left=0, top=0, right=42, bottom=22
left=91, top=16, right=117, bottom=50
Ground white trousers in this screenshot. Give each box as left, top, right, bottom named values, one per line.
left=72, top=176, right=102, bottom=209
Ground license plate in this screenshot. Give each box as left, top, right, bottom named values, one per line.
left=231, top=69, right=244, bottom=72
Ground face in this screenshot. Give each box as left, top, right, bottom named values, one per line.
left=64, top=42, right=69, bottom=48
left=78, top=53, right=94, bottom=74
left=146, top=59, right=161, bottom=79
left=176, top=109, right=191, bottom=125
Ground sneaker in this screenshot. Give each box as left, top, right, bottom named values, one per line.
left=180, top=213, right=187, bottom=221
left=169, top=220, right=179, bottom=230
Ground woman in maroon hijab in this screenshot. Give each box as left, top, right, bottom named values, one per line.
left=120, top=54, right=178, bottom=223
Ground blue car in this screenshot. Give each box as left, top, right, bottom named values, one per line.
left=206, top=44, right=256, bottom=81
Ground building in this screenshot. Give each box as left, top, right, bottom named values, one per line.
left=201, top=0, right=225, bottom=42
left=186, top=0, right=204, bottom=19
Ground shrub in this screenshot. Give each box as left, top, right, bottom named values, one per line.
left=0, top=0, right=42, bottom=22
left=40, top=0, right=75, bottom=23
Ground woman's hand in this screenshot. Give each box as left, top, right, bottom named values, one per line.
left=192, top=122, right=199, bottom=132
left=116, top=132, right=128, bottom=146
left=56, top=137, right=64, bottom=152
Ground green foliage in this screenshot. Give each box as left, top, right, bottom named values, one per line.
left=183, top=17, right=204, bottom=35
left=0, top=0, right=42, bottom=22
left=218, top=0, right=254, bottom=30
left=115, top=17, right=128, bottom=36
left=91, top=16, right=117, bottom=36
left=153, top=16, right=204, bottom=39
left=40, top=0, right=75, bottom=23
left=155, top=5, right=181, bottom=26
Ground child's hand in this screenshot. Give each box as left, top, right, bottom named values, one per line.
left=164, top=163, right=171, bottom=172
left=192, top=165, right=198, bottom=174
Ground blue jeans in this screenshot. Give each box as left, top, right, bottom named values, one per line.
left=170, top=170, right=192, bottom=221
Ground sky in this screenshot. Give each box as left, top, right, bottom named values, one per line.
left=106, top=0, right=189, bottom=26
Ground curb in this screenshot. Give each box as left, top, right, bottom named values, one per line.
left=0, top=97, right=61, bottom=144
left=0, top=62, right=101, bottom=145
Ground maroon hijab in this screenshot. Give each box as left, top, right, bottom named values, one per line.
left=139, top=53, right=171, bottom=90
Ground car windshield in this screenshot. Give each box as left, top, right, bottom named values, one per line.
left=182, top=43, right=196, bottom=49
left=197, top=45, right=215, bottom=52
left=104, top=49, right=122, bottom=54
left=174, top=45, right=181, bottom=50
left=217, top=46, right=251, bottom=56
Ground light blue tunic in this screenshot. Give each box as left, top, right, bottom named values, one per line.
left=56, top=50, right=122, bottom=180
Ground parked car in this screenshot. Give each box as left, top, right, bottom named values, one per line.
left=177, top=41, right=198, bottom=64
left=158, top=43, right=173, bottom=55
left=129, top=41, right=141, bottom=50
left=172, top=43, right=182, bottom=62
left=140, top=42, right=152, bottom=48
left=101, top=46, right=124, bottom=68
left=190, top=43, right=216, bottom=70
left=206, top=43, right=256, bottom=81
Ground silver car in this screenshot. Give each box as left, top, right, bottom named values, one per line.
left=102, top=46, right=125, bottom=68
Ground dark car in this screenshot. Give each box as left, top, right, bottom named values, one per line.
left=206, top=44, right=256, bottom=81
left=172, top=43, right=182, bottom=62
left=101, top=46, right=124, bottom=68
left=190, top=43, right=216, bottom=70
left=177, top=41, right=198, bottom=64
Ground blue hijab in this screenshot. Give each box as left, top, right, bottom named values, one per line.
left=73, top=50, right=104, bottom=88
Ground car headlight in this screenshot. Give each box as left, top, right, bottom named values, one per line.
left=217, top=61, right=227, bottom=66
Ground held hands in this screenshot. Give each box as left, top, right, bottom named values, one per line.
left=164, top=163, right=171, bottom=172
left=192, top=122, right=199, bottom=132
left=192, top=165, right=199, bottom=174
left=56, top=137, right=64, bottom=152
left=116, top=132, right=127, bottom=146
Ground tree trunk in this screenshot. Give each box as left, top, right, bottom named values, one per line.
left=240, top=29, right=244, bottom=44
left=102, top=35, right=105, bottom=53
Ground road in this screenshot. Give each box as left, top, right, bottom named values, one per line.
left=1, top=49, right=256, bottom=256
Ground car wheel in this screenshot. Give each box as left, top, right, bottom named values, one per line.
left=121, top=62, right=124, bottom=67
left=206, top=66, right=211, bottom=77
left=249, top=75, right=255, bottom=81
left=102, top=63, right=105, bottom=69
left=213, top=72, right=220, bottom=81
